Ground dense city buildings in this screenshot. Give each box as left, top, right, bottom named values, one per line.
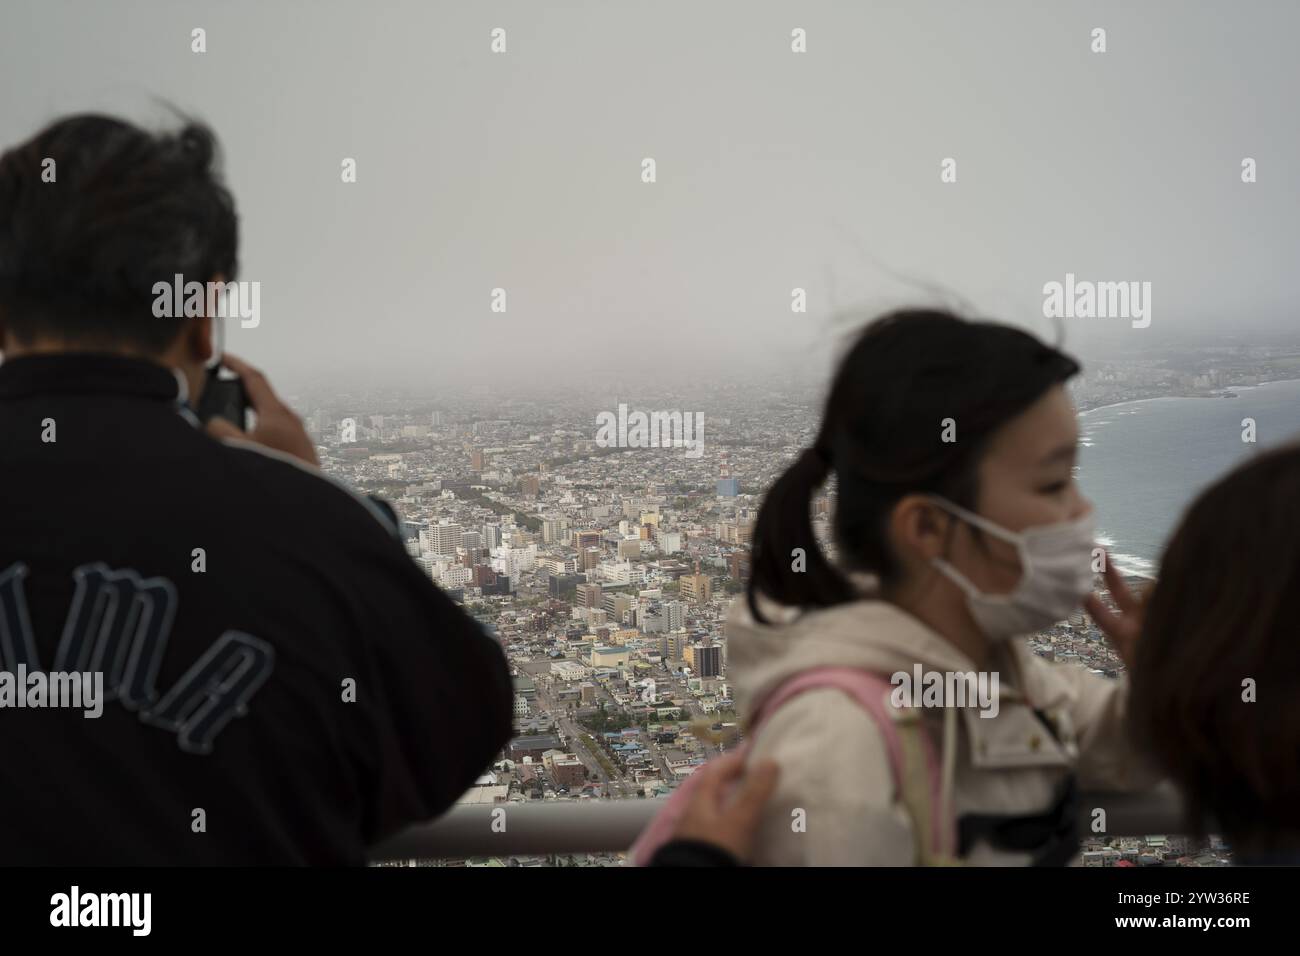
left=302, top=340, right=1300, bottom=867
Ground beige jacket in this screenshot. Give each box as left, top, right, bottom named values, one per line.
left=727, top=597, right=1160, bottom=866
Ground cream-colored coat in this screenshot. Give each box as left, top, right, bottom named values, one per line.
left=726, top=597, right=1160, bottom=865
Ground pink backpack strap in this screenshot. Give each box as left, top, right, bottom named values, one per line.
left=630, top=667, right=957, bottom=865
left=750, top=667, right=955, bottom=862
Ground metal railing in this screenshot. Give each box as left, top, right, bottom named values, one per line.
left=369, top=786, right=1189, bottom=862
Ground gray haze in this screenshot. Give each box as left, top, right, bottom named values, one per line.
left=3, top=0, right=1298, bottom=390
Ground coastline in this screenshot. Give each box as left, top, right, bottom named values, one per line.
left=1078, top=376, right=1300, bottom=418
left=1081, top=376, right=1300, bottom=583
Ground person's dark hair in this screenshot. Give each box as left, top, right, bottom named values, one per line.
left=747, top=309, right=1080, bottom=622
left=0, top=113, right=237, bottom=354
left=1128, top=443, right=1300, bottom=854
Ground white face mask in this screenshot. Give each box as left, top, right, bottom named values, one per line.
left=928, top=497, right=1097, bottom=642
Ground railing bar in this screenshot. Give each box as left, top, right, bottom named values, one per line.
left=370, top=788, right=1193, bottom=861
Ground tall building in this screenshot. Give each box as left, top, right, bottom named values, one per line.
left=548, top=573, right=580, bottom=597
left=461, top=530, right=483, bottom=552
left=665, top=600, right=685, bottom=632
left=494, top=543, right=538, bottom=578
left=602, top=592, right=634, bottom=622
left=687, top=642, right=722, bottom=678
left=438, top=564, right=474, bottom=589
left=540, top=555, right=577, bottom=576
left=424, top=522, right=462, bottom=556
left=717, top=519, right=754, bottom=546
left=575, top=583, right=603, bottom=608
left=482, top=524, right=501, bottom=550
left=656, top=530, right=682, bottom=554
left=641, top=604, right=667, bottom=634
left=572, top=529, right=602, bottom=553
left=727, top=549, right=751, bottom=581
left=680, top=562, right=713, bottom=604
left=717, top=452, right=739, bottom=497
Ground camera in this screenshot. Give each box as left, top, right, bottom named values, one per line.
left=195, top=363, right=250, bottom=431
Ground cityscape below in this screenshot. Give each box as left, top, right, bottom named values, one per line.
left=305, top=339, right=1300, bottom=867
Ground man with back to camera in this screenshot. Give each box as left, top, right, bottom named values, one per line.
left=0, top=113, right=514, bottom=864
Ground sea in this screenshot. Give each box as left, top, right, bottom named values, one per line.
left=1077, top=379, right=1300, bottom=578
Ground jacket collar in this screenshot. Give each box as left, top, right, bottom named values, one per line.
left=728, top=597, right=1085, bottom=770
left=0, top=353, right=185, bottom=403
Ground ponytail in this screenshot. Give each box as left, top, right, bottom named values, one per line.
left=746, top=445, right=857, bottom=623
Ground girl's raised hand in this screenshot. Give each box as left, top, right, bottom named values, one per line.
left=1083, top=552, right=1150, bottom=669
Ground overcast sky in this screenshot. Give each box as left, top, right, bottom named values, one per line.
left=3, top=0, right=1297, bottom=389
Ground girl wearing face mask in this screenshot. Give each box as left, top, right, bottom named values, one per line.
left=725, top=310, right=1159, bottom=866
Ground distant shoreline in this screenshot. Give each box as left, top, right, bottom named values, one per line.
left=1082, top=376, right=1300, bottom=582
left=1079, top=377, right=1300, bottom=418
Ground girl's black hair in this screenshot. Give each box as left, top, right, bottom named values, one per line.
left=747, top=309, right=1081, bottom=622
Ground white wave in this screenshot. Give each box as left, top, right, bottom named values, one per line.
left=1107, top=552, right=1156, bottom=578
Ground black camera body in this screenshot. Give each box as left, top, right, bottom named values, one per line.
left=195, top=364, right=250, bottom=431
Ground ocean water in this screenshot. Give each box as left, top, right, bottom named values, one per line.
left=1077, top=379, right=1300, bottom=578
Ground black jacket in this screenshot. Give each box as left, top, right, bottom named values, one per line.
left=0, top=354, right=513, bottom=865
left=648, top=839, right=740, bottom=867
